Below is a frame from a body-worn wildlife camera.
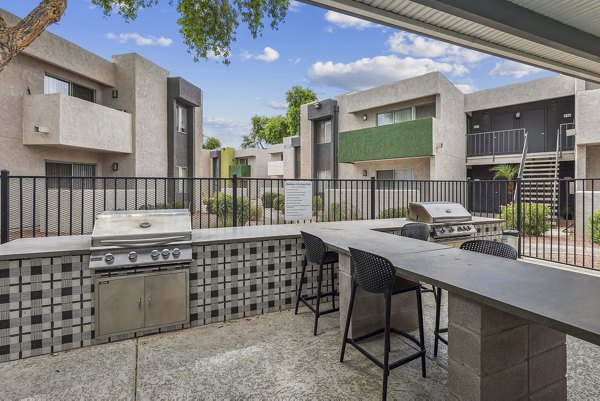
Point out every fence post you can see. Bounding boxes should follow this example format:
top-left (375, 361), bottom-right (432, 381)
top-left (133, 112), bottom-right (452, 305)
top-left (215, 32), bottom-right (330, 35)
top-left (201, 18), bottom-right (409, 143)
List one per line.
top-left (515, 177), bottom-right (522, 258)
top-left (1, 170), bottom-right (9, 244)
top-left (232, 174), bottom-right (238, 227)
top-left (370, 176), bottom-right (376, 220)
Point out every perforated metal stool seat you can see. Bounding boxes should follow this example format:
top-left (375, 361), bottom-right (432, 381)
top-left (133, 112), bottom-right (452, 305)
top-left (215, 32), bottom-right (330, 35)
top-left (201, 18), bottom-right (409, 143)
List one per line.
top-left (400, 223), bottom-right (435, 295)
top-left (341, 247), bottom-right (427, 401)
top-left (295, 231), bottom-right (340, 336)
top-left (433, 240), bottom-right (517, 356)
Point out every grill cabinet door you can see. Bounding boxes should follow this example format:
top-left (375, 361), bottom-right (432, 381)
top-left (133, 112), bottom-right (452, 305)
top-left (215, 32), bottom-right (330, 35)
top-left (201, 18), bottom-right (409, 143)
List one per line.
top-left (96, 276), bottom-right (145, 337)
top-left (144, 271), bottom-right (189, 328)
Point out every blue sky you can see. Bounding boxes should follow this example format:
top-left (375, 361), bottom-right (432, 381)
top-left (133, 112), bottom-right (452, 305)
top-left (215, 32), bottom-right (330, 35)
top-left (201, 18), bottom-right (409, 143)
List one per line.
top-left (4, 1), bottom-right (556, 147)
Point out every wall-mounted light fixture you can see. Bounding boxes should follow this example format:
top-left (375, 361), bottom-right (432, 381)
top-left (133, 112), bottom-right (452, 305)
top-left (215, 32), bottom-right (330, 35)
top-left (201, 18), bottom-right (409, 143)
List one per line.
top-left (34, 126), bottom-right (49, 134)
top-left (112, 89), bottom-right (119, 99)
top-left (362, 170), bottom-right (368, 176)
top-left (436, 142), bottom-right (444, 149)
top-left (362, 114), bottom-right (368, 121)
top-left (515, 112), bottom-right (521, 119)
top-left (112, 163), bottom-right (119, 171)
top-left (313, 102), bottom-right (321, 109)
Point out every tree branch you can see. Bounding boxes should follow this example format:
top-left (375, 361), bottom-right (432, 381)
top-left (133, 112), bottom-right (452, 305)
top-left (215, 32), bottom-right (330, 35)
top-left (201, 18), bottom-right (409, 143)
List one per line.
top-left (0, 0), bottom-right (67, 72)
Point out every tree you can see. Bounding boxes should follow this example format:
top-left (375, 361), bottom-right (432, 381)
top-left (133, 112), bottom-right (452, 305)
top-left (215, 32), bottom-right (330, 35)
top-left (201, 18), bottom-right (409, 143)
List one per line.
top-left (285, 85), bottom-right (317, 136)
top-left (490, 164), bottom-right (519, 200)
top-left (203, 136), bottom-right (221, 150)
top-left (241, 115), bottom-right (269, 149)
top-left (0, 0), bottom-right (289, 73)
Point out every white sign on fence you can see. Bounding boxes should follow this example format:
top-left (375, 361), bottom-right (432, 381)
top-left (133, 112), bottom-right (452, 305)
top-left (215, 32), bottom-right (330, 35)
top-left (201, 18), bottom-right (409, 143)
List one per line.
top-left (284, 181), bottom-right (313, 222)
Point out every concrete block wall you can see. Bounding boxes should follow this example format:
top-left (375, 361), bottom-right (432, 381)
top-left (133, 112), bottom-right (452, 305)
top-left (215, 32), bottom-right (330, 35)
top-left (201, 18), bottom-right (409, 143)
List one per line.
top-left (448, 293), bottom-right (566, 401)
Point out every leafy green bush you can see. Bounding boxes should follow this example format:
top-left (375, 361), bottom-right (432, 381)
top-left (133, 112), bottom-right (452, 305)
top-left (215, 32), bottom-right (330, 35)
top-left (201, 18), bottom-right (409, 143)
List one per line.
top-left (312, 196), bottom-right (323, 214)
top-left (326, 203), bottom-right (360, 222)
top-left (588, 211), bottom-right (600, 244)
top-left (378, 207), bottom-right (406, 219)
top-left (499, 202), bottom-right (551, 236)
top-left (206, 193), bottom-right (251, 227)
top-left (139, 201), bottom-right (187, 210)
top-left (250, 205), bottom-right (263, 221)
top-left (262, 192), bottom-right (285, 210)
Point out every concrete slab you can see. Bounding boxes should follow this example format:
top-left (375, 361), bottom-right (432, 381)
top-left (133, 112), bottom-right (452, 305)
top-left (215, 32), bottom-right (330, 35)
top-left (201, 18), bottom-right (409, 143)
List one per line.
top-left (0, 339), bottom-right (136, 400)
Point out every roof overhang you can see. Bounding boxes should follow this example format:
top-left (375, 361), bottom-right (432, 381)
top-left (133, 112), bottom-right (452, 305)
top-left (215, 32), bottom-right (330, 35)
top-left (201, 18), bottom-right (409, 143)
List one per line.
top-left (303, 0), bottom-right (600, 83)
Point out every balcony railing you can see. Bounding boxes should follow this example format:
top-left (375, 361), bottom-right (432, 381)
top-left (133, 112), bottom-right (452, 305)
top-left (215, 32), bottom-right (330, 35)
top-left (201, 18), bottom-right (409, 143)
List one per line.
top-left (558, 122), bottom-right (575, 153)
top-left (467, 128), bottom-right (526, 159)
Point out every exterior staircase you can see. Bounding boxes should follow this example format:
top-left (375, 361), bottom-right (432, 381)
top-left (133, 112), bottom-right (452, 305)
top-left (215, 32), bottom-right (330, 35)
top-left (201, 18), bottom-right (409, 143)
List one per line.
top-left (520, 152), bottom-right (559, 215)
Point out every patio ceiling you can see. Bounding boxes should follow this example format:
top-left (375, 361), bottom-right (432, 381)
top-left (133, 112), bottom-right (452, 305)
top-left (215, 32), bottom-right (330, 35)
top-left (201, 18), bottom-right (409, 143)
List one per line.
top-left (303, 0), bottom-right (600, 83)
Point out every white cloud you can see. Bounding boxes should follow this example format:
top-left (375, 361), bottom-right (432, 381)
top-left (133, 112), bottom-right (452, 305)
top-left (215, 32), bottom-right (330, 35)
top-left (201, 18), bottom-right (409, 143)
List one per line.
top-left (308, 55), bottom-right (468, 91)
top-left (387, 32), bottom-right (488, 64)
top-left (203, 117), bottom-right (250, 148)
top-left (288, 57), bottom-right (302, 64)
top-left (288, 0), bottom-right (302, 12)
top-left (455, 83), bottom-right (476, 93)
top-left (267, 100), bottom-right (288, 110)
top-left (489, 60), bottom-right (542, 78)
top-left (241, 47), bottom-right (280, 63)
top-left (105, 32), bottom-right (172, 47)
top-left (324, 11), bottom-right (375, 30)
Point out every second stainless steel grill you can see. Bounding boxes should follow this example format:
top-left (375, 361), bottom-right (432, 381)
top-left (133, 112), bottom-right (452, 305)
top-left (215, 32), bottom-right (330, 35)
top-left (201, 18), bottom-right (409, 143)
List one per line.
top-left (407, 202), bottom-right (476, 239)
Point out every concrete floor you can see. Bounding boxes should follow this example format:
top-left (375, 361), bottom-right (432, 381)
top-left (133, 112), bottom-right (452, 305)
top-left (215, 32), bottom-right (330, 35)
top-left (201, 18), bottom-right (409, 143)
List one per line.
top-left (1, 293), bottom-right (599, 400)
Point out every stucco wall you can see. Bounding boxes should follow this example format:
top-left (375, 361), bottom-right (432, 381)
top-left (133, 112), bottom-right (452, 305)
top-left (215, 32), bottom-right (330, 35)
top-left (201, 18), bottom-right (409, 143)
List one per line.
top-left (300, 104), bottom-right (312, 179)
top-left (575, 89), bottom-right (600, 146)
top-left (1, 10), bottom-right (115, 86)
top-left (464, 75), bottom-right (578, 112)
top-left (23, 94), bottom-right (132, 153)
top-left (337, 157), bottom-right (431, 180)
top-left (234, 148), bottom-right (269, 178)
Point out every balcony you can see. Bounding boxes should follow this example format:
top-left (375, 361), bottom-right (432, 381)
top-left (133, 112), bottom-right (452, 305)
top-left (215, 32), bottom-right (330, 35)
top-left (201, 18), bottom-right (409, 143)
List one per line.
top-left (268, 160), bottom-right (284, 176)
top-left (22, 94), bottom-right (132, 153)
top-left (338, 117), bottom-right (434, 163)
top-left (229, 164), bottom-right (251, 177)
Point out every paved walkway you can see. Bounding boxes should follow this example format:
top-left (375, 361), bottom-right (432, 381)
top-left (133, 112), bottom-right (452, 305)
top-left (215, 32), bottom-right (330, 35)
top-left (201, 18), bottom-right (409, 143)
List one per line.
top-left (1, 294), bottom-right (599, 400)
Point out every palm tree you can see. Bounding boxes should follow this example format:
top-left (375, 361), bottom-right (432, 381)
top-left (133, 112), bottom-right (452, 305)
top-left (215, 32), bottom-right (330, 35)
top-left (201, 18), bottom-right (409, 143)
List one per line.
top-left (490, 164), bottom-right (519, 200)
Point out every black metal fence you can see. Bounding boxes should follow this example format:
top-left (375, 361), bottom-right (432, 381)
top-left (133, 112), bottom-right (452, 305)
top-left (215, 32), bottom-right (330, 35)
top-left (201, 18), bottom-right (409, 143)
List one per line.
top-left (1, 170), bottom-right (599, 270)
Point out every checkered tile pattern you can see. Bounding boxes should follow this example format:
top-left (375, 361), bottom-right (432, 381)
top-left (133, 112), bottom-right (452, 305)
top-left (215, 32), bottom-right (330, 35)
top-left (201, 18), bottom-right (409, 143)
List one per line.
top-left (1, 237), bottom-right (335, 363)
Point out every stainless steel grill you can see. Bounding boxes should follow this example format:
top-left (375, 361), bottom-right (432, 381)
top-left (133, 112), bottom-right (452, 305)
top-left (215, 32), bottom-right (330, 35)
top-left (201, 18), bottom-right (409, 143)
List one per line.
top-left (407, 202), bottom-right (476, 239)
top-left (89, 209), bottom-right (192, 270)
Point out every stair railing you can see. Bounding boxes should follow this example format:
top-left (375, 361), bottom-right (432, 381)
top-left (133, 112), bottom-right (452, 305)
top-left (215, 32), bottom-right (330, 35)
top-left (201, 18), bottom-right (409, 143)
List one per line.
top-left (514, 131), bottom-right (528, 203)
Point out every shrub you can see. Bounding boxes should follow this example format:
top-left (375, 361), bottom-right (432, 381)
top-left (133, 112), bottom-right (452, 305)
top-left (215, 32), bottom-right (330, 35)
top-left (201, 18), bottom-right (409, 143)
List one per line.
top-left (312, 196), bottom-right (323, 214)
top-left (206, 193), bottom-right (251, 227)
top-left (326, 203), bottom-right (360, 222)
top-left (588, 211), bottom-right (600, 244)
top-left (378, 207), bottom-right (406, 219)
top-left (262, 192), bottom-right (285, 210)
top-left (499, 202), bottom-right (551, 236)
top-left (250, 205), bottom-right (263, 221)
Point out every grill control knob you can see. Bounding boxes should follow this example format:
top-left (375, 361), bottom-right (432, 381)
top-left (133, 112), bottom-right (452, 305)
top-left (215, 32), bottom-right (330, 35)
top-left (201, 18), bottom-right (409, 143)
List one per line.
top-left (172, 248), bottom-right (181, 258)
top-left (128, 251), bottom-right (138, 261)
top-left (439, 227), bottom-right (446, 233)
top-left (448, 227), bottom-right (455, 232)
top-left (104, 253), bottom-right (114, 264)
top-left (151, 250), bottom-right (160, 260)
top-left (161, 249), bottom-right (171, 258)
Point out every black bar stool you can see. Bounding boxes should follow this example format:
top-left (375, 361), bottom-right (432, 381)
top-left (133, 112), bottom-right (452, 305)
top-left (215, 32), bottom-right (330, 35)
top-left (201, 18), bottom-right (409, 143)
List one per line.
top-left (295, 231), bottom-right (340, 336)
top-left (433, 239), bottom-right (517, 356)
top-left (341, 247), bottom-right (426, 401)
top-left (400, 223), bottom-right (435, 295)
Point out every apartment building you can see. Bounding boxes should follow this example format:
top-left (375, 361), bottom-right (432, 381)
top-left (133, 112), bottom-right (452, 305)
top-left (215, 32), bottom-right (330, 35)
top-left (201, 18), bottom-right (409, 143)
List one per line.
top-left (0, 10), bottom-right (203, 179)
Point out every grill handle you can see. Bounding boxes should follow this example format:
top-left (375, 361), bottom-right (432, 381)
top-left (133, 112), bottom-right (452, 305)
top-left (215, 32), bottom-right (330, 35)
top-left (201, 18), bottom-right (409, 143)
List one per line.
top-left (97, 235), bottom-right (188, 247)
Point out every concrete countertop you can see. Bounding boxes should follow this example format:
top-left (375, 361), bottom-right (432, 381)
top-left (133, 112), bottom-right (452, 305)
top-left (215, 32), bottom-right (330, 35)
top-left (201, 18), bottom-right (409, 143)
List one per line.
top-left (304, 226), bottom-right (600, 347)
top-left (0, 216), bottom-right (503, 260)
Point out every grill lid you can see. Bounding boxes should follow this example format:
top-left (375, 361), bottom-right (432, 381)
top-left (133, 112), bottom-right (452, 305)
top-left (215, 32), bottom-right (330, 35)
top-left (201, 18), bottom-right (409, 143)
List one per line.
top-left (407, 202), bottom-right (471, 224)
top-left (91, 209), bottom-right (191, 247)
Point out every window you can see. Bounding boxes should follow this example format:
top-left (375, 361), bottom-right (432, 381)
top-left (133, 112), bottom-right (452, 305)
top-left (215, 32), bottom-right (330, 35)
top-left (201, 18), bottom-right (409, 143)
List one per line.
top-left (176, 104), bottom-right (188, 133)
top-left (44, 74), bottom-right (95, 103)
top-left (376, 107), bottom-right (412, 126)
top-left (316, 120), bottom-right (332, 144)
top-left (415, 103), bottom-right (436, 119)
top-left (176, 166), bottom-right (188, 192)
top-left (376, 169), bottom-right (413, 189)
top-left (46, 161), bottom-right (96, 189)
top-left (237, 158), bottom-right (248, 165)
